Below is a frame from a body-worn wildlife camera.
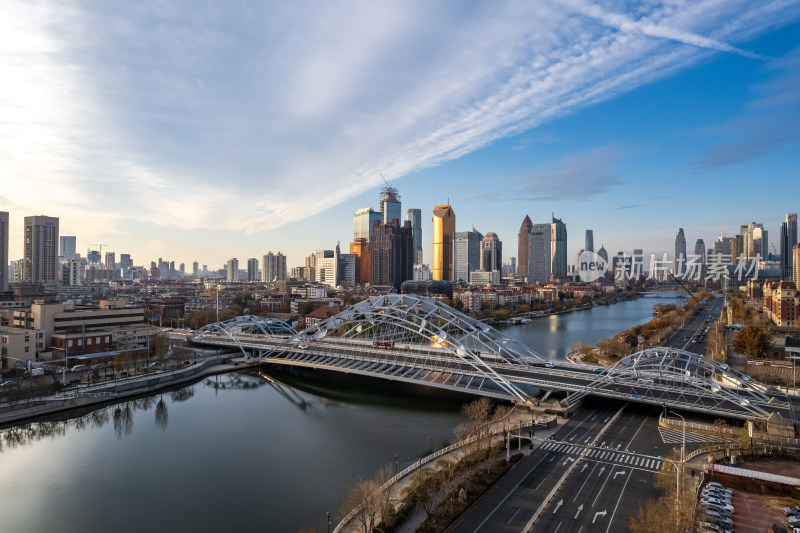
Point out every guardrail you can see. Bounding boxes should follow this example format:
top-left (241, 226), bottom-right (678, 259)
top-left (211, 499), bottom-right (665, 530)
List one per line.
top-left (0, 401), bottom-right (65, 422)
top-left (660, 414), bottom-right (800, 448)
top-left (332, 407), bottom-right (537, 533)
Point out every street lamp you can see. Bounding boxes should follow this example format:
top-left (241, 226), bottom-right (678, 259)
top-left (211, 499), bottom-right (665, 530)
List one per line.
top-left (394, 453), bottom-right (398, 475)
top-left (326, 511), bottom-right (330, 533)
top-left (669, 410), bottom-right (686, 498)
top-left (428, 436), bottom-right (432, 455)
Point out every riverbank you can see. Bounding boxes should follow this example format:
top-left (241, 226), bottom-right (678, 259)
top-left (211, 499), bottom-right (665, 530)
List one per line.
top-left (489, 293), bottom-right (642, 327)
top-left (0, 352), bottom-right (256, 426)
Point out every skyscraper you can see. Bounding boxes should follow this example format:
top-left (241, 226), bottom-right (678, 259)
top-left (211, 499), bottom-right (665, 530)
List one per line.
top-left (480, 232), bottom-right (502, 272)
top-left (585, 230), bottom-right (594, 253)
top-left (262, 251), bottom-right (287, 282)
top-left (0, 212), bottom-right (7, 291)
top-left (742, 222), bottom-right (768, 259)
top-left (528, 223), bottom-right (551, 283)
top-left (517, 215), bottom-right (533, 281)
top-left (247, 258), bottom-right (259, 282)
top-left (59, 236), bottom-right (76, 258)
top-left (105, 252), bottom-right (116, 271)
top-left (379, 186), bottom-right (401, 225)
top-left (597, 245), bottom-right (608, 263)
top-left (550, 216), bottom-right (567, 280)
top-left (432, 205), bottom-right (455, 281)
top-left (370, 220), bottom-right (414, 291)
top-left (353, 208), bottom-right (381, 242)
top-left (780, 213), bottom-right (797, 280)
top-left (453, 230), bottom-right (482, 283)
top-left (794, 244), bottom-right (800, 289)
top-left (675, 228), bottom-right (686, 275)
top-left (192, 261), bottom-right (199, 277)
top-left (24, 215), bottom-right (59, 283)
top-left (226, 258), bottom-right (239, 282)
top-left (694, 239), bottom-right (706, 263)
top-left (120, 254), bottom-right (132, 278)
top-left (407, 208), bottom-right (423, 265)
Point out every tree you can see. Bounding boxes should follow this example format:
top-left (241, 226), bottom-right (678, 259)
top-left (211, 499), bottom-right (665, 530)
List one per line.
top-left (732, 325), bottom-right (770, 359)
top-left (452, 298), bottom-right (464, 312)
top-left (404, 462), bottom-right (452, 517)
top-left (493, 309), bottom-right (510, 321)
top-left (153, 333), bottom-right (170, 362)
top-left (461, 397), bottom-right (493, 443)
top-left (338, 465), bottom-right (394, 533)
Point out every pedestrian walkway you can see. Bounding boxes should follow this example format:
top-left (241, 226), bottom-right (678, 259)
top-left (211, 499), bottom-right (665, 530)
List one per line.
top-left (335, 408), bottom-right (568, 533)
top-left (658, 426), bottom-right (732, 445)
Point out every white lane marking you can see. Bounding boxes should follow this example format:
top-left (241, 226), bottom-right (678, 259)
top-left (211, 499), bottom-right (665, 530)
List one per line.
top-left (593, 510), bottom-right (607, 523)
top-left (605, 470), bottom-right (632, 533)
top-left (552, 499), bottom-right (563, 514)
top-left (507, 508), bottom-right (521, 524)
top-left (592, 466), bottom-right (615, 508)
top-left (613, 470), bottom-right (625, 479)
top-left (574, 462), bottom-right (599, 502)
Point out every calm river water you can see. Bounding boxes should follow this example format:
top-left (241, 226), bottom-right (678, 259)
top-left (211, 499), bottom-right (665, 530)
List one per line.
top-left (0, 296), bottom-right (681, 533)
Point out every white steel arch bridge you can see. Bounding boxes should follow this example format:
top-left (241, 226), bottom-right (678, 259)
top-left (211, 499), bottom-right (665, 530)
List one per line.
top-left (190, 294), bottom-right (794, 421)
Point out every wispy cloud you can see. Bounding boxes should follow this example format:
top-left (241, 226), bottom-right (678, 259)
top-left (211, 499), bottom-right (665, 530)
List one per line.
top-left (0, 0), bottom-right (797, 244)
top-left (695, 46), bottom-right (800, 170)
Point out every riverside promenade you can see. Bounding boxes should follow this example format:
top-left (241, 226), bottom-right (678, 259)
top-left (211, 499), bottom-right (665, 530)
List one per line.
top-left (0, 351), bottom-right (254, 426)
top-left (335, 407), bottom-right (569, 533)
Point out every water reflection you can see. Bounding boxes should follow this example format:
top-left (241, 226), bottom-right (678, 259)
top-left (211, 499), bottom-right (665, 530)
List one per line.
top-left (0, 373), bottom-right (281, 453)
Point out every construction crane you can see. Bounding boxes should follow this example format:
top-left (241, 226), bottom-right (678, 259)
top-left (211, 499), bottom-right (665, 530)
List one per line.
top-left (90, 243), bottom-right (109, 259)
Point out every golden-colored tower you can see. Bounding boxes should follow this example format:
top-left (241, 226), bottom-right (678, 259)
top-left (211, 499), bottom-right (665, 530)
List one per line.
top-left (432, 205), bottom-right (455, 281)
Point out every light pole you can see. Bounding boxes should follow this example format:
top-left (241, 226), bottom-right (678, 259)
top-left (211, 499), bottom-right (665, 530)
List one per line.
top-left (394, 453), bottom-right (398, 475)
top-left (669, 410), bottom-right (686, 499)
top-left (326, 511), bottom-right (330, 533)
top-left (428, 436), bottom-right (432, 456)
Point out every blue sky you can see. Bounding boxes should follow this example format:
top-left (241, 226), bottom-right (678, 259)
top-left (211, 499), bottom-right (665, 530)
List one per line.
top-left (1, 1), bottom-right (798, 271)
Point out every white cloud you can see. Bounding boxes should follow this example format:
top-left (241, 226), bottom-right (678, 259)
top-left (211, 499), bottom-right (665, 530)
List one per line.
top-left (0, 0), bottom-right (798, 251)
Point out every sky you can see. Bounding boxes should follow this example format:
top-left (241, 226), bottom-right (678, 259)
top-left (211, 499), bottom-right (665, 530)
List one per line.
top-left (1, 0), bottom-right (799, 271)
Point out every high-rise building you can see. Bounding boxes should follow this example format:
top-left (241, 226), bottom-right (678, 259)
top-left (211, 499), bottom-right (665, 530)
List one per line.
top-left (794, 244), bottom-right (800, 289)
top-left (781, 213), bottom-right (798, 280)
top-left (59, 236), bottom-right (76, 258)
top-left (353, 208), bottom-right (381, 242)
top-left (315, 249), bottom-right (337, 287)
top-left (550, 217), bottom-right (567, 280)
top-left (432, 205), bottom-right (455, 281)
top-left (597, 244), bottom-right (608, 263)
top-left (23, 215), bottom-right (59, 283)
top-left (120, 254), bottom-right (132, 278)
top-left (179, 263), bottom-right (185, 277)
top-left (528, 223), bottom-right (551, 283)
top-left (407, 208), bottom-right (423, 264)
top-left (104, 252), bottom-right (116, 271)
top-left (350, 238), bottom-right (370, 284)
top-left (713, 234), bottom-right (731, 256)
top-left (261, 251), bottom-right (287, 282)
top-left (517, 215), bottom-right (533, 281)
top-left (61, 258), bottom-right (83, 286)
top-left (694, 239), bottom-right (706, 263)
top-left (379, 186), bottom-right (401, 225)
top-left (247, 258), bottom-right (259, 282)
top-left (370, 220), bottom-right (414, 290)
top-left (742, 222), bottom-right (768, 259)
top-left (675, 228), bottom-right (686, 275)
top-left (480, 232), bottom-right (502, 272)
top-left (585, 230), bottom-right (594, 253)
top-left (226, 258), bottom-right (239, 282)
top-left (192, 261), bottom-right (199, 277)
top-left (0, 211), bottom-right (7, 292)
top-left (730, 234), bottom-right (744, 264)
top-left (453, 230), bottom-right (482, 283)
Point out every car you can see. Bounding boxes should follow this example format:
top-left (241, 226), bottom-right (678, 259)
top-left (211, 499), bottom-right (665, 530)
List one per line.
top-left (0, 380), bottom-right (17, 388)
top-left (784, 505), bottom-right (800, 516)
top-left (704, 510), bottom-right (733, 526)
top-left (542, 361), bottom-right (555, 368)
top-left (789, 515), bottom-right (800, 526)
top-left (772, 524), bottom-right (789, 533)
top-left (70, 364), bottom-right (87, 372)
top-left (704, 502), bottom-right (734, 514)
top-left (593, 367), bottom-right (606, 374)
top-left (702, 486), bottom-right (732, 496)
top-left (637, 377), bottom-right (654, 383)
top-left (706, 482), bottom-right (728, 490)
top-left (702, 489), bottom-right (732, 501)
top-left (702, 496), bottom-right (732, 507)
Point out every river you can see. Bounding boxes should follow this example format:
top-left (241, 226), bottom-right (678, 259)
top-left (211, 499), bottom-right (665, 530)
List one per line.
top-left (0, 296), bottom-right (682, 533)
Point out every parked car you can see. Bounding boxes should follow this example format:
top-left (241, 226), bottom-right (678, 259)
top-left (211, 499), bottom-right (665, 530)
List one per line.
top-left (706, 482), bottom-right (729, 490)
top-left (784, 505), bottom-right (800, 516)
top-left (0, 380), bottom-right (16, 388)
top-left (702, 488), bottom-right (732, 499)
top-left (705, 509), bottom-right (733, 526)
top-left (789, 515), bottom-right (800, 527)
top-left (772, 524), bottom-right (789, 533)
top-left (704, 502), bottom-right (734, 515)
top-left (702, 496), bottom-right (733, 509)
top-left (70, 364), bottom-right (87, 372)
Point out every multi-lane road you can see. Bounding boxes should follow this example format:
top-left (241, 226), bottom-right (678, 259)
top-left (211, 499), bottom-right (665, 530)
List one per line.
top-left (448, 400), bottom-right (675, 533)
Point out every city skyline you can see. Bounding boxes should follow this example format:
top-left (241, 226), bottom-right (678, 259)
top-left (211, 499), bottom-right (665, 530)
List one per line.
top-left (1, 2), bottom-right (798, 271)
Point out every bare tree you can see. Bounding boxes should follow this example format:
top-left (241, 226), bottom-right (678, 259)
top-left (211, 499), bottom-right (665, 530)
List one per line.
top-left (461, 397), bottom-right (493, 440)
top-left (338, 465), bottom-right (395, 533)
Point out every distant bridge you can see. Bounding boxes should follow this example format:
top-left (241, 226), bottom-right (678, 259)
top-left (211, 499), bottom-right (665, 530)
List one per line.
top-left (190, 294), bottom-right (792, 421)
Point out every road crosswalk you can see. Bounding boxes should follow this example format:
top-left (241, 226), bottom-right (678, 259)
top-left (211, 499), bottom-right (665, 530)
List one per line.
top-left (539, 441), bottom-right (663, 471)
top-left (657, 426), bottom-right (731, 445)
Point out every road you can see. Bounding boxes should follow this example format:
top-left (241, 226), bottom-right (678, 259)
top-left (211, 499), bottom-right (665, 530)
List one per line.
top-left (448, 399), bottom-right (625, 533)
top-left (449, 402), bottom-right (678, 533)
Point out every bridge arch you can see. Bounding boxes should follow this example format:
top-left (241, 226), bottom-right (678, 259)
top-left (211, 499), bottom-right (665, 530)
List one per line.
top-left (191, 315), bottom-right (296, 356)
